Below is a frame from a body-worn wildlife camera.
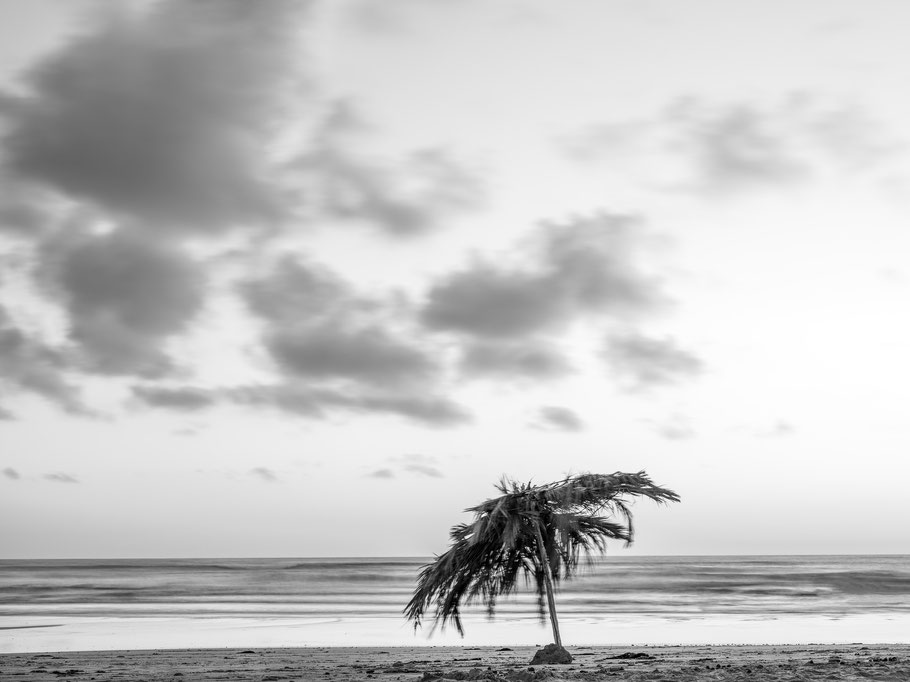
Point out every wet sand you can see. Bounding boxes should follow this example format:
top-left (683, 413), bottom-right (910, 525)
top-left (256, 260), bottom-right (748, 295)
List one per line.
top-left (2, 643), bottom-right (909, 681)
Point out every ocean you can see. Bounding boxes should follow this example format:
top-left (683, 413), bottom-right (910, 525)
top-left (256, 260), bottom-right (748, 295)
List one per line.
top-left (2, 555), bottom-right (909, 653)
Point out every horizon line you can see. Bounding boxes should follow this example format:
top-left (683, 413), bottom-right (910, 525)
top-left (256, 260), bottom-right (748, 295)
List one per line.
top-left (2, 552), bottom-right (909, 562)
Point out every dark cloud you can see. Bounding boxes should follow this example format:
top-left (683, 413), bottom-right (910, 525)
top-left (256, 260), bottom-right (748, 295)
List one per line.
top-left (533, 406), bottom-right (584, 432)
top-left (240, 257), bottom-right (459, 422)
top-left (0, 201), bottom-right (46, 236)
top-left (244, 258), bottom-right (439, 387)
top-left (129, 379), bottom-right (471, 427)
top-left (131, 386), bottom-right (217, 411)
top-left (422, 265), bottom-right (561, 337)
top-left (44, 472), bottom-right (78, 483)
top-left (0, 0), bottom-right (306, 233)
top-left (368, 468), bottom-right (395, 479)
top-left (344, 392), bottom-right (469, 426)
top-left (135, 382), bottom-right (468, 426)
top-left (603, 331), bottom-right (703, 391)
top-left (295, 103), bottom-right (485, 236)
top-left (265, 323), bottom-right (437, 387)
top-left (231, 384), bottom-right (469, 426)
top-left (0, 173), bottom-right (52, 236)
top-left (250, 467), bottom-right (277, 482)
top-left (2, 467), bottom-right (20, 480)
top-left (0, 305), bottom-right (87, 414)
top-left (241, 256), bottom-right (375, 323)
top-left (422, 213), bottom-right (666, 338)
top-left (459, 340), bottom-right (572, 381)
top-left (39, 228), bottom-right (205, 377)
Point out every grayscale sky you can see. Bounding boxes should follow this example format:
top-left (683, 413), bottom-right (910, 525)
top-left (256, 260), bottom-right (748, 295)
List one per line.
top-left (2, 0), bottom-right (909, 558)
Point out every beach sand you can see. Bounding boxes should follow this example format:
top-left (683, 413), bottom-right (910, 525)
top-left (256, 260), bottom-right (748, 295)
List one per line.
top-left (2, 643), bottom-right (909, 681)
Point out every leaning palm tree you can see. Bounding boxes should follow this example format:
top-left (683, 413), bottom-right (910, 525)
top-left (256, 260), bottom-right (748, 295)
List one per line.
top-left (404, 471), bottom-right (679, 653)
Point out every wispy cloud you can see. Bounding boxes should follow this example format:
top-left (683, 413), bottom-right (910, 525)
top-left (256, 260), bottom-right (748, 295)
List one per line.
top-left (651, 414), bottom-right (696, 441)
top-left (532, 406), bottom-right (584, 432)
top-left (371, 454), bottom-right (445, 480)
top-left (561, 95), bottom-right (905, 196)
top-left (757, 420), bottom-right (796, 438)
top-left (2, 467), bottom-right (20, 480)
top-left (132, 386), bottom-right (217, 411)
top-left (603, 331), bottom-right (703, 392)
top-left (250, 467), bottom-right (277, 482)
top-left (294, 102), bottom-right (485, 237)
top-left (44, 472), bottom-right (78, 483)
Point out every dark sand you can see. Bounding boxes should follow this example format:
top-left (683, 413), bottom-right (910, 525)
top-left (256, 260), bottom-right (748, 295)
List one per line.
top-left (2, 644), bottom-right (909, 681)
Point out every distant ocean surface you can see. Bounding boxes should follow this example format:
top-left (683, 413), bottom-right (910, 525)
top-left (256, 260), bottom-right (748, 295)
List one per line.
top-left (2, 555), bottom-right (910, 653)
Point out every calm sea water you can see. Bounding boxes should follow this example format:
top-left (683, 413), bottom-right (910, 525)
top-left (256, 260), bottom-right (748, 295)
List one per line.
top-left (2, 555), bottom-right (909, 652)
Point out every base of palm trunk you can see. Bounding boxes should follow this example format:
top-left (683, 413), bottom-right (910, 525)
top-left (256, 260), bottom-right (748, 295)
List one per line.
top-left (530, 643), bottom-right (573, 664)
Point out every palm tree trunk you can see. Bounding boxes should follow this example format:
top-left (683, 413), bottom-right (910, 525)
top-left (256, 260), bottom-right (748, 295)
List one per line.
top-left (533, 522), bottom-right (562, 647)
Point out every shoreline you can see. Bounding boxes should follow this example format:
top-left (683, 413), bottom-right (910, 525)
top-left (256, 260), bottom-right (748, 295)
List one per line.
top-left (2, 643), bottom-right (909, 681)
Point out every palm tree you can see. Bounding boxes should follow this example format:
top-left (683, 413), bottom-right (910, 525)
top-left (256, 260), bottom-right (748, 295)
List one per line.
top-left (404, 471), bottom-right (679, 651)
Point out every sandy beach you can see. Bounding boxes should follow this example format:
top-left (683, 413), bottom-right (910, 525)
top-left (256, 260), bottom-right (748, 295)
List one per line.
top-left (2, 644), bottom-right (909, 681)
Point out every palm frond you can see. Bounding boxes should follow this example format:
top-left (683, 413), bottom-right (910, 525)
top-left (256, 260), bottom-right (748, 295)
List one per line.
top-left (404, 470), bottom-right (679, 634)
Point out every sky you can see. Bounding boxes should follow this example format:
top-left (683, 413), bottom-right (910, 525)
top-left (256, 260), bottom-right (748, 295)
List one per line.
top-left (2, 0), bottom-right (910, 559)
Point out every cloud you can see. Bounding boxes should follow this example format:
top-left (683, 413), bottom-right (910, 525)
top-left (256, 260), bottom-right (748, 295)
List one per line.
top-left (131, 386), bottom-right (217, 411)
top-left (560, 119), bottom-right (654, 165)
top-left (0, 172), bottom-right (53, 236)
top-left (44, 472), bottom-right (78, 483)
top-left (236, 256), bottom-right (466, 425)
top-left (668, 99), bottom-right (812, 193)
top-left (603, 331), bottom-right (703, 391)
top-left (371, 454), bottom-right (445, 479)
top-left (0, 305), bottom-right (87, 414)
top-left (459, 340), bottom-right (573, 381)
top-left (423, 265), bottom-right (562, 338)
top-left (244, 257), bottom-right (436, 387)
top-left (532, 406), bottom-right (584, 432)
top-left (250, 467), bottom-right (277, 482)
top-left (38, 228), bottom-right (205, 377)
top-left (757, 420), bottom-right (796, 438)
top-left (402, 462), bottom-right (444, 478)
top-left (421, 213), bottom-right (666, 338)
top-left (295, 103), bottom-right (485, 236)
top-left (2, 467), bottom-right (20, 480)
top-left (651, 414), bottom-right (696, 440)
top-left (265, 323), bottom-right (437, 387)
top-left (126, 380), bottom-right (471, 426)
top-left (344, 0), bottom-right (465, 35)
top-left (241, 256), bottom-right (375, 323)
top-left (230, 384), bottom-right (470, 427)
top-left (0, 0), bottom-right (307, 233)
top-left (563, 96), bottom-right (905, 196)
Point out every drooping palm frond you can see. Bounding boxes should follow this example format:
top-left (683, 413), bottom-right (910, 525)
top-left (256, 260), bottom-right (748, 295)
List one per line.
top-left (404, 471), bottom-right (679, 635)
